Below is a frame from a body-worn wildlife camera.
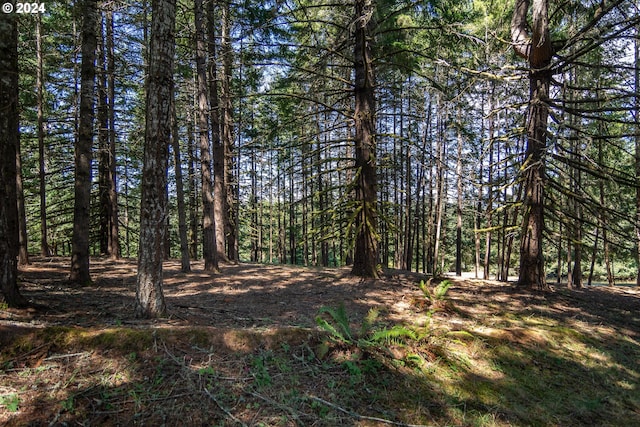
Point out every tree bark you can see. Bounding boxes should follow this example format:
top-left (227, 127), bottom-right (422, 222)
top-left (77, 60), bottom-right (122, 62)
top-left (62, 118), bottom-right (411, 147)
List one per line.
top-left (135, 0), bottom-right (176, 318)
top-left (433, 95), bottom-right (446, 276)
top-left (484, 85), bottom-right (495, 280)
top-left (36, 15), bottom-right (51, 257)
top-left (220, 1), bottom-right (238, 262)
top-left (207, 0), bottom-right (228, 262)
top-left (568, 65), bottom-right (582, 289)
top-left (70, 0), bottom-right (98, 285)
top-left (171, 98), bottom-right (191, 272)
top-left (186, 107), bottom-right (199, 260)
top-left (635, 12), bottom-right (640, 288)
top-left (250, 146), bottom-right (259, 263)
top-left (98, 14), bottom-right (110, 255)
top-left (106, 8), bottom-right (119, 259)
top-left (195, 0), bottom-right (219, 272)
top-left (0, 5), bottom-right (27, 307)
top-left (16, 135), bottom-right (28, 265)
top-left (512, 0), bottom-right (552, 290)
top-left (455, 109), bottom-right (463, 276)
top-left (351, 0), bottom-right (379, 278)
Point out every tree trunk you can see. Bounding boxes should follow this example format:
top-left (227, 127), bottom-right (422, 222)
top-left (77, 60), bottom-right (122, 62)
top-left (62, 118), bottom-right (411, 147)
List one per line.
top-left (568, 64), bottom-right (582, 289)
top-left (250, 147), bottom-right (259, 263)
top-left (512, 0), bottom-right (551, 290)
top-left (635, 13), bottom-right (640, 288)
top-left (570, 177), bottom-right (582, 289)
top-left (195, 0), bottom-right (219, 272)
top-left (70, 0), bottom-right (98, 285)
top-left (187, 107), bottom-right (199, 259)
top-left (351, 0), bottom-right (379, 278)
top-left (220, 1), bottom-right (238, 262)
top-left (484, 86), bottom-right (495, 280)
top-left (36, 15), bottom-right (51, 257)
top-left (587, 227), bottom-right (598, 287)
top-left (208, 0), bottom-right (228, 262)
top-left (0, 6), bottom-right (27, 307)
top-left (171, 97), bottom-right (191, 272)
top-left (135, 0), bottom-right (176, 318)
top-left (106, 8), bottom-right (119, 259)
top-left (16, 136), bottom-right (28, 265)
top-left (98, 15), bottom-right (110, 255)
top-left (289, 156), bottom-right (295, 264)
top-left (455, 109), bottom-right (463, 276)
top-left (433, 96), bottom-right (446, 276)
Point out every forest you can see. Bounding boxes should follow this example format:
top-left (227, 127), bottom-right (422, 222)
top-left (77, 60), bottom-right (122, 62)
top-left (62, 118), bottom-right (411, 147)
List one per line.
top-left (0, 0), bottom-right (640, 425)
top-left (0, 0), bottom-right (639, 308)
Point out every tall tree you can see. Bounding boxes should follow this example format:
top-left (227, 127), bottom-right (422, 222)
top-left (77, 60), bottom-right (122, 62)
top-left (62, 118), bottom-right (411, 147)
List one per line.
top-left (207, 0), bottom-right (227, 262)
top-left (351, 0), bottom-right (379, 278)
top-left (195, 0), bottom-right (219, 272)
top-left (16, 133), bottom-right (28, 265)
top-left (97, 13), bottom-right (110, 255)
top-left (36, 15), bottom-right (51, 257)
top-left (105, 7), bottom-right (119, 259)
top-left (187, 107), bottom-right (200, 260)
top-left (635, 7), bottom-right (640, 288)
top-left (0, 4), bottom-right (27, 307)
top-left (455, 109), bottom-right (463, 277)
top-left (135, 0), bottom-right (176, 318)
top-left (511, 0), bottom-right (552, 290)
top-left (171, 99), bottom-right (191, 272)
top-left (70, 0), bottom-right (98, 285)
top-left (220, 0), bottom-right (238, 262)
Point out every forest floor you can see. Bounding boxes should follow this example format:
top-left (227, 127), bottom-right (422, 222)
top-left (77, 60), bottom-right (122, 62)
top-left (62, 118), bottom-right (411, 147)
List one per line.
top-left (1, 257), bottom-right (639, 426)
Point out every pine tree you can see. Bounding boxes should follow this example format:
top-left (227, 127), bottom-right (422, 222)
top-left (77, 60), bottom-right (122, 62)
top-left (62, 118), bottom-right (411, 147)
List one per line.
top-left (70, 0), bottom-right (98, 285)
top-left (135, 0), bottom-right (176, 318)
top-left (351, 0), bottom-right (380, 278)
top-left (0, 4), bottom-right (27, 307)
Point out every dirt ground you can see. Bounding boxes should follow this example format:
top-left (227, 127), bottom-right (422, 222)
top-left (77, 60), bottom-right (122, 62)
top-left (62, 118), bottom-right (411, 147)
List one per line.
top-left (2, 256), bottom-right (638, 335)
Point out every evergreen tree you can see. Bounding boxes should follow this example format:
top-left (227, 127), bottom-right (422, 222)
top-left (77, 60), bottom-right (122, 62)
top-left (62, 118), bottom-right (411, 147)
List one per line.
top-left (70, 0), bottom-right (98, 285)
top-left (0, 3), bottom-right (27, 307)
top-left (135, 0), bottom-right (176, 318)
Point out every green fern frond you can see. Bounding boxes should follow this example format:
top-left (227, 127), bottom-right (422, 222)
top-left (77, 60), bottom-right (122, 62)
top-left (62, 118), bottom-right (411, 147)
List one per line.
top-left (418, 279), bottom-right (452, 302)
top-left (369, 325), bottom-right (418, 344)
top-left (418, 280), bottom-right (432, 301)
top-left (316, 304), bottom-right (353, 343)
top-left (315, 316), bottom-right (347, 343)
top-left (360, 307), bottom-right (380, 336)
top-left (434, 280), bottom-right (452, 299)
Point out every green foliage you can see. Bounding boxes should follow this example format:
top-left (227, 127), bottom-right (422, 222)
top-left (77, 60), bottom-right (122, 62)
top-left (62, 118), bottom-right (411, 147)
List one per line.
top-left (61, 394), bottom-right (75, 412)
top-left (316, 304), bottom-right (423, 354)
top-left (369, 324), bottom-right (418, 345)
top-left (315, 304), bottom-right (354, 344)
top-left (419, 279), bottom-right (452, 301)
top-left (250, 352), bottom-right (273, 388)
top-left (418, 279), bottom-right (452, 318)
top-left (0, 393), bottom-right (20, 412)
top-left (197, 366), bottom-right (216, 376)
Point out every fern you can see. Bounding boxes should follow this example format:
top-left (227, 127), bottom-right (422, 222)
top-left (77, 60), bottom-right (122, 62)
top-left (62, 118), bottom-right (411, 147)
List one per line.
top-left (369, 325), bottom-right (418, 345)
top-left (433, 280), bottom-right (452, 300)
top-left (418, 279), bottom-right (451, 302)
top-left (360, 307), bottom-right (380, 336)
top-left (315, 304), bottom-right (354, 344)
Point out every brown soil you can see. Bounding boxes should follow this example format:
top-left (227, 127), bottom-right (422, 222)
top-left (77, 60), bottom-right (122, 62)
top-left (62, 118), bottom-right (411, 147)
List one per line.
top-left (3, 257), bottom-right (637, 334)
top-left (2, 257), bottom-right (431, 330)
